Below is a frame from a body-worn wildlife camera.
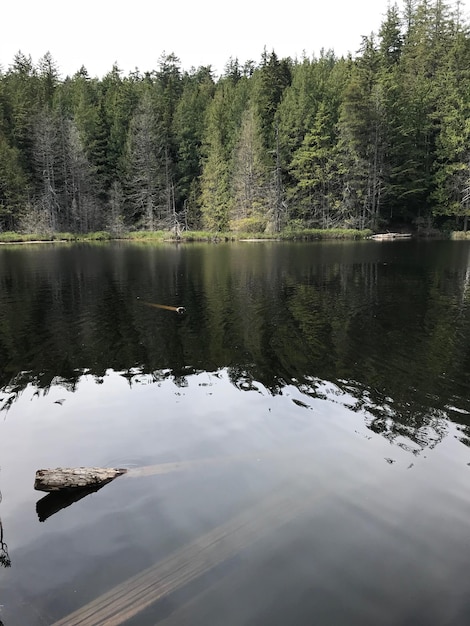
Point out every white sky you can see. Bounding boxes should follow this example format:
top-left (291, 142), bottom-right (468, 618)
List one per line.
top-left (2, 0), bottom-right (394, 78)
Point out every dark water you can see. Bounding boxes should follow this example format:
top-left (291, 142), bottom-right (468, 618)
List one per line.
top-left (0, 240), bottom-right (470, 625)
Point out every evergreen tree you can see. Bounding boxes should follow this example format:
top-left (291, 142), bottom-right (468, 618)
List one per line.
top-left (0, 132), bottom-right (28, 230)
top-left (174, 66), bottom-right (215, 227)
top-left (277, 51), bottom-right (340, 159)
top-left (38, 52), bottom-right (59, 108)
top-left (200, 76), bottom-right (250, 231)
top-left (383, 0), bottom-right (452, 223)
top-left (199, 86), bottom-right (232, 231)
top-left (254, 50), bottom-right (292, 149)
top-left (100, 65), bottom-right (138, 191)
top-left (231, 105), bottom-right (269, 229)
top-left (432, 7), bottom-right (470, 229)
top-left (337, 36), bottom-right (386, 229)
top-left (379, 3), bottom-right (403, 66)
top-left (3, 52), bottom-right (40, 178)
top-left (289, 101), bottom-right (340, 226)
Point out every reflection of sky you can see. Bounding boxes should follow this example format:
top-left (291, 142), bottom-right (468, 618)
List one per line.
top-left (1, 368), bottom-right (470, 623)
top-left (1, 368), bottom-right (469, 528)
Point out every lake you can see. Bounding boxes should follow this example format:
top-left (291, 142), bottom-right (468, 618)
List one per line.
top-left (0, 239), bottom-right (470, 625)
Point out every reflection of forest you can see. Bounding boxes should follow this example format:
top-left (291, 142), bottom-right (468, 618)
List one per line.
top-left (1, 242), bottom-right (470, 452)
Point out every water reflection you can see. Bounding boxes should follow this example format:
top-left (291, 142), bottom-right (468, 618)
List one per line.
top-left (0, 488), bottom-right (11, 569)
top-left (1, 241), bottom-right (470, 454)
top-left (36, 484), bottom-right (110, 523)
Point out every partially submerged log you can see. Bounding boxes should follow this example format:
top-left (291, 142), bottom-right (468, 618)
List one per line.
top-left (34, 467), bottom-right (127, 493)
top-left (51, 481), bottom-right (322, 626)
top-left (33, 454), bottom-right (279, 521)
top-left (36, 451), bottom-right (295, 492)
top-left (34, 451), bottom-right (301, 523)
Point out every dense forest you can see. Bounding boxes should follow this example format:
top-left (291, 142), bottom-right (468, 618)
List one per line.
top-left (1, 0), bottom-right (470, 235)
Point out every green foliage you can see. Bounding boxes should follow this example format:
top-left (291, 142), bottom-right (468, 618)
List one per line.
top-left (280, 226), bottom-right (372, 240)
top-left (0, 132), bottom-right (28, 229)
top-left (0, 2), bottom-right (469, 234)
top-left (0, 231), bottom-right (70, 242)
top-left (126, 230), bottom-right (168, 241)
top-left (199, 81), bottom-right (240, 230)
top-left (81, 230), bottom-right (113, 241)
top-left (289, 101), bottom-right (341, 225)
top-left (230, 217), bottom-right (268, 233)
top-left (174, 66), bottom-right (215, 218)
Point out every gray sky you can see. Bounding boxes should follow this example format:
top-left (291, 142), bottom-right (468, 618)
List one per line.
top-left (3, 0), bottom-right (395, 77)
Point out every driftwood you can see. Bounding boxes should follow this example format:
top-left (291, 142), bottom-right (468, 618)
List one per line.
top-left (370, 232), bottom-right (412, 240)
top-left (34, 467), bottom-right (127, 493)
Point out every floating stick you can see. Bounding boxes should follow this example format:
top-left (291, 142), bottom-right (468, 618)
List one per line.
top-left (141, 301), bottom-right (186, 315)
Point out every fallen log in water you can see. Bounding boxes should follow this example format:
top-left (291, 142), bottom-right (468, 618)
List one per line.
top-left (369, 232), bottom-right (412, 240)
top-left (36, 449), bottom-right (293, 489)
top-left (34, 467), bottom-right (127, 492)
top-left (51, 480), bottom-right (320, 626)
top-left (34, 454), bottom-right (282, 521)
top-left (125, 454), bottom-right (269, 478)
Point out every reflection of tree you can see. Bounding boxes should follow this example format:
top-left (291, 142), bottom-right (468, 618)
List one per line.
top-left (351, 390), bottom-right (448, 454)
top-left (297, 375), bottom-right (450, 455)
top-left (0, 517), bottom-right (11, 568)
top-left (0, 487), bottom-right (11, 568)
top-left (0, 372), bottom-right (80, 413)
top-left (2, 242), bottom-right (470, 455)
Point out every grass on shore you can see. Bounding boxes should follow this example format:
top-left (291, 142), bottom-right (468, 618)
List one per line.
top-left (0, 228), bottom-right (373, 244)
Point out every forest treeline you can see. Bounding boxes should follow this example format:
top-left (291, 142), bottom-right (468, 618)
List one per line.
top-left (1, 0), bottom-right (470, 235)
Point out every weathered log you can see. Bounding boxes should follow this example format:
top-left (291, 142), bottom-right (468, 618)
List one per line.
top-left (51, 480), bottom-right (322, 626)
top-left (34, 467), bottom-right (127, 492)
top-left (33, 453), bottom-right (283, 521)
top-left (369, 232), bottom-right (412, 240)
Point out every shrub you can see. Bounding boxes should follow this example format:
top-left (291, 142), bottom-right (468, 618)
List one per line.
top-left (230, 217), bottom-right (268, 233)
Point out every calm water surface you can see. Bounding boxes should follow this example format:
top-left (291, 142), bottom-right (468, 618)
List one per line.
top-left (0, 240), bottom-right (470, 625)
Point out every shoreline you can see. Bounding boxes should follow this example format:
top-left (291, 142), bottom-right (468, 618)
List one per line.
top-left (0, 229), bottom-right (372, 245)
top-left (1, 228), bottom-right (465, 246)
